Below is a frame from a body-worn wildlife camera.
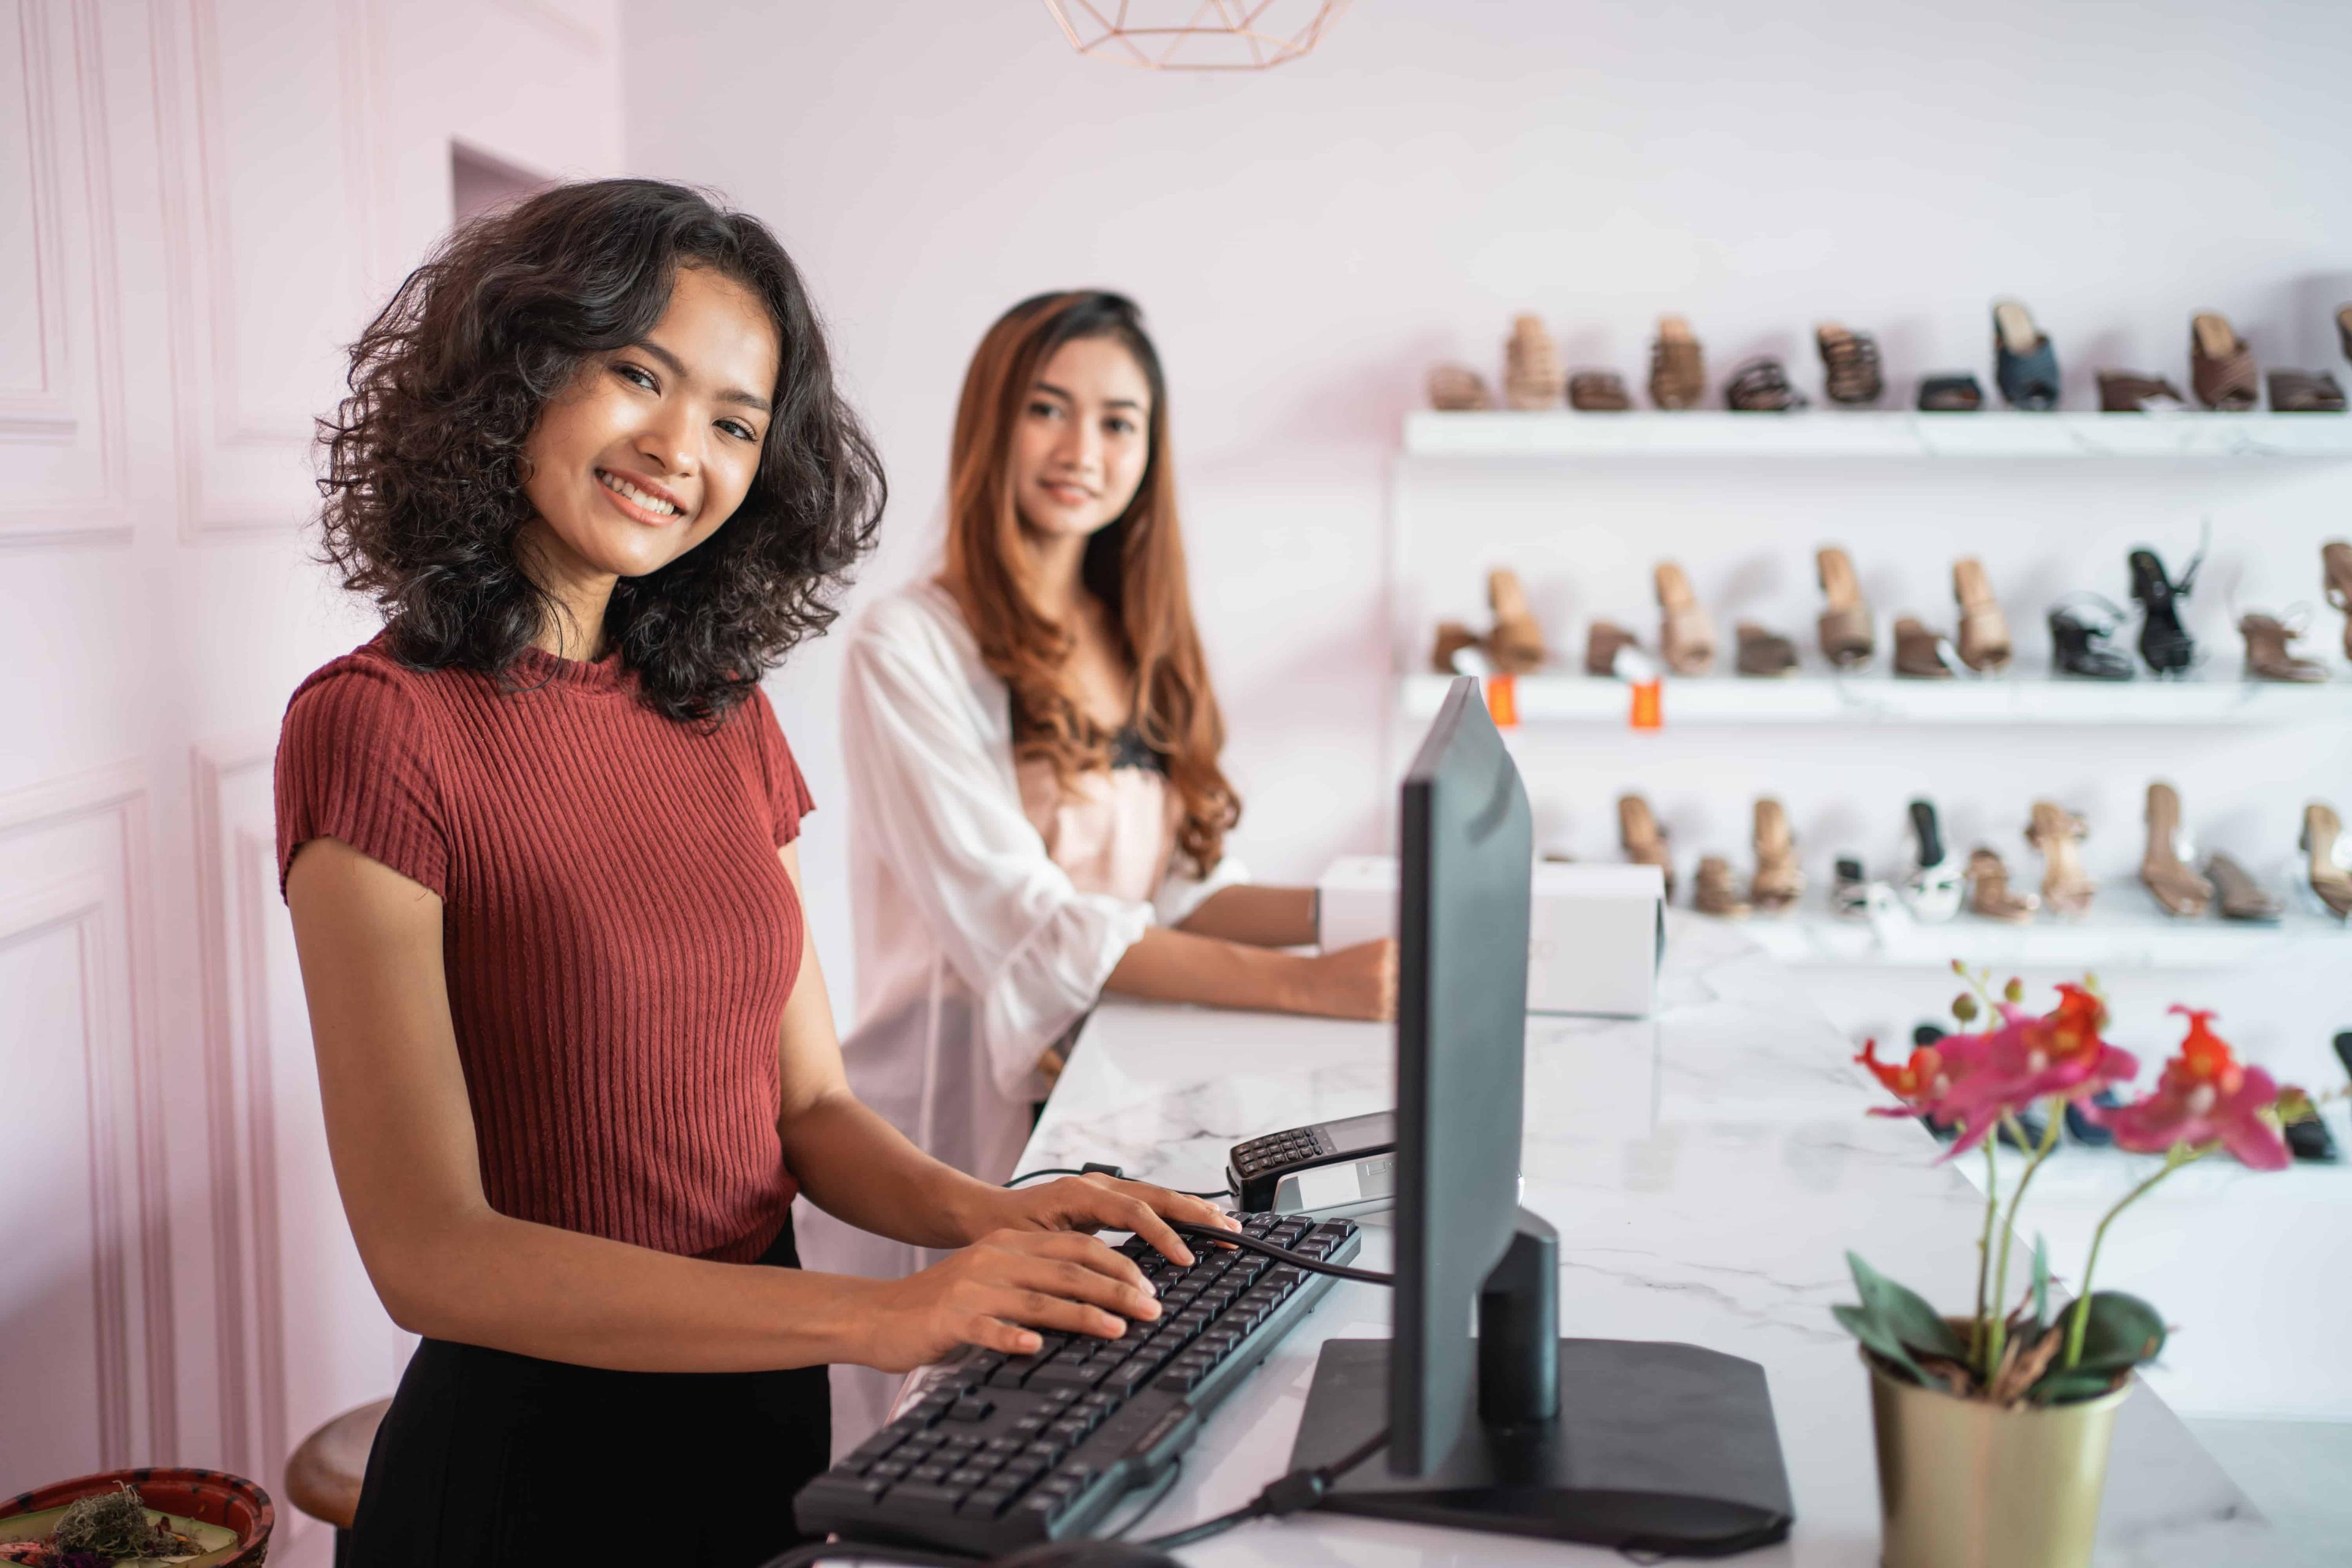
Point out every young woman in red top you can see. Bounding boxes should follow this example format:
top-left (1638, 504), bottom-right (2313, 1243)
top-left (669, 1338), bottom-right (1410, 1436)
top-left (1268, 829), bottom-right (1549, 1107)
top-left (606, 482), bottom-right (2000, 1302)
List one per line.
top-left (281, 179), bottom-right (1231, 1567)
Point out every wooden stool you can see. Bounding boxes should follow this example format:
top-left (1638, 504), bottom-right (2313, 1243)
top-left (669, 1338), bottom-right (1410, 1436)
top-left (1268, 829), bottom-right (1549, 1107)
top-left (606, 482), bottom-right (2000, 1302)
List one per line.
top-left (285, 1398), bottom-right (390, 1566)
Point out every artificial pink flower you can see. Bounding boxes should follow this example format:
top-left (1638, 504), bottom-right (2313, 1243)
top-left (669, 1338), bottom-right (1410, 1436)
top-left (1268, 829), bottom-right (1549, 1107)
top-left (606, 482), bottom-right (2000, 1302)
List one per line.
top-left (1858, 984), bottom-right (2138, 1158)
top-left (1856, 1035), bottom-right (1980, 1125)
top-left (2085, 1008), bottom-right (2291, 1170)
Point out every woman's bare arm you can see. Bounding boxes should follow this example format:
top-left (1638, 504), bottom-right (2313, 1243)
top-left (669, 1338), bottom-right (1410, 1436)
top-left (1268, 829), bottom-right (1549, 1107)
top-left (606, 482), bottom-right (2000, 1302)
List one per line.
top-left (1175, 884), bottom-right (1316, 947)
top-left (1106, 924), bottom-right (1394, 1021)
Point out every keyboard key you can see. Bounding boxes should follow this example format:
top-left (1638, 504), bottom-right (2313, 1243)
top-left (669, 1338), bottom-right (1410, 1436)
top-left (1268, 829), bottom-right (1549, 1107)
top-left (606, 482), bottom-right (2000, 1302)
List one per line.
top-left (909, 1463), bottom-right (950, 1484)
top-left (945, 1466), bottom-right (992, 1488)
top-left (846, 1431), bottom-right (902, 1466)
top-left (1027, 1360), bottom-right (1103, 1390)
top-left (960, 1487), bottom-right (1018, 1518)
top-left (889, 1481), bottom-right (968, 1515)
top-left (795, 1473), bottom-right (889, 1512)
top-left (948, 1395), bottom-right (994, 1422)
top-left (869, 1460), bottom-right (910, 1481)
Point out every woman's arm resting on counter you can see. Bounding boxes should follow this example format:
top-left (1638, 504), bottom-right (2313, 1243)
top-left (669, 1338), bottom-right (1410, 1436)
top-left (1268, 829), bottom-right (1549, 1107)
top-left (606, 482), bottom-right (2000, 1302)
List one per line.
top-left (1175, 883), bottom-right (1316, 948)
top-left (286, 835), bottom-right (1215, 1376)
top-left (1107, 922), bottom-right (1395, 1021)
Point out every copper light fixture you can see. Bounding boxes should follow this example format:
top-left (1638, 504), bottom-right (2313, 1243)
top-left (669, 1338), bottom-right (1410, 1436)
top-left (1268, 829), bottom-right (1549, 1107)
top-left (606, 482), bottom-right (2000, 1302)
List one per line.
top-left (1041, 1), bottom-right (1351, 72)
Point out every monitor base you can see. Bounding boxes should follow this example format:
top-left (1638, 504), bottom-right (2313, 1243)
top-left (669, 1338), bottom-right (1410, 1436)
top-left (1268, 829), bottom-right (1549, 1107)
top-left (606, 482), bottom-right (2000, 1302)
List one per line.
top-left (1289, 1337), bottom-right (1795, 1558)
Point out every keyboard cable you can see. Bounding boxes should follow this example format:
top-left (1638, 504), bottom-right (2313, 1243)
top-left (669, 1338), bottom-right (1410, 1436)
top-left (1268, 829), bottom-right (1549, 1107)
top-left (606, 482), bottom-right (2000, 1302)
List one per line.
top-left (1003, 1162), bottom-right (1231, 1202)
top-left (1136, 1422), bottom-right (1392, 1552)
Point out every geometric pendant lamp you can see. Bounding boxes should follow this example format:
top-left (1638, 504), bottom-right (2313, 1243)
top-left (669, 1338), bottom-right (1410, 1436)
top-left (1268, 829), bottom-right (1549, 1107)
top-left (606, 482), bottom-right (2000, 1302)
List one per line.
top-left (1040, 0), bottom-right (1352, 71)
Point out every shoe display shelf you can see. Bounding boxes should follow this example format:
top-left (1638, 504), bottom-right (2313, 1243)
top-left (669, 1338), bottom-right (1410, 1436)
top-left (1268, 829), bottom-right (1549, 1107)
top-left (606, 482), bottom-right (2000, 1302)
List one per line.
top-left (1398, 671), bottom-right (2352, 726)
top-left (1405, 410), bottom-right (2352, 461)
top-left (1724, 899), bottom-right (2351, 971)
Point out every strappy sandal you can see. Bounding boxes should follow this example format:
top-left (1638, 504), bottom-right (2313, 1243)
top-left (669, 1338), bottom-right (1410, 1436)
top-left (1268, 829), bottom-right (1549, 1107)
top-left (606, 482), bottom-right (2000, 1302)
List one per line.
top-left (2190, 311), bottom-right (2258, 411)
top-left (1992, 300), bottom-right (2059, 409)
top-left (2238, 612), bottom-right (2328, 682)
top-left (1815, 546), bottom-right (1874, 667)
top-left (1917, 373), bottom-right (1984, 412)
top-left (1487, 568), bottom-right (1546, 671)
top-left (1649, 315), bottom-right (1705, 410)
top-left (2204, 853), bottom-right (2282, 924)
top-left (1893, 616), bottom-right (1960, 679)
top-left (2267, 369), bottom-right (2346, 413)
top-left (1749, 798), bottom-right (1803, 912)
top-left (1951, 557), bottom-right (2011, 673)
top-left (2097, 371), bottom-right (2189, 413)
top-left (1816, 323), bottom-right (1883, 406)
top-left (1735, 622), bottom-right (1798, 677)
top-left (1430, 620), bottom-right (1483, 673)
top-left (1568, 370), bottom-right (1633, 412)
top-left (1724, 356), bottom-right (1807, 413)
top-left (1967, 847), bottom-right (2038, 924)
top-left (1693, 855), bottom-right (1751, 919)
top-left (1654, 561), bottom-right (1716, 675)
top-left (1585, 619), bottom-right (1639, 677)
top-left (1427, 364), bottom-right (1493, 410)
top-left (1504, 315), bottom-right (1564, 409)
top-left (2048, 593), bottom-right (2133, 680)
top-left (2324, 539), bottom-right (2352, 662)
top-left (1619, 793), bottom-right (1677, 900)
top-left (2026, 801), bottom-right (2095, 918)
top-left (2140, 781), bottom-right (2214, 918)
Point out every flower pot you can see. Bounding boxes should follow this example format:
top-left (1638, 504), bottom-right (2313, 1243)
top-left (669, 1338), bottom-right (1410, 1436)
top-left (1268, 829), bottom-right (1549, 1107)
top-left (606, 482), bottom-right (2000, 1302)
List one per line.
top-left (1865, 1353), bottom-right (2130, 1568)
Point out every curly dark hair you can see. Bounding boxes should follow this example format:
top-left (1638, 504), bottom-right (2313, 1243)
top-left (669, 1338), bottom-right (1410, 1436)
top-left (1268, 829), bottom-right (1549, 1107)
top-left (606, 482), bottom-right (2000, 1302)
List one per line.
top-left (316, 178), bottom-right (885, 723)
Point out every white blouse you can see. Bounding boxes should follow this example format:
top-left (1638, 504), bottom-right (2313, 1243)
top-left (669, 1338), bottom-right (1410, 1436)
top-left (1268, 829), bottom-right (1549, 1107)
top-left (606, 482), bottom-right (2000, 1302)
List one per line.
top-left (799, 579), bottom-right (1245, 1446)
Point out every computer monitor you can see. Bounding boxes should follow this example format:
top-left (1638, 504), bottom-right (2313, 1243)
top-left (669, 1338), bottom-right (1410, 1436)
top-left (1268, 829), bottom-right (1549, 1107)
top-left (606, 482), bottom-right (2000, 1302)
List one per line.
top-left (1289, 678), bottom-right (1795, 1555)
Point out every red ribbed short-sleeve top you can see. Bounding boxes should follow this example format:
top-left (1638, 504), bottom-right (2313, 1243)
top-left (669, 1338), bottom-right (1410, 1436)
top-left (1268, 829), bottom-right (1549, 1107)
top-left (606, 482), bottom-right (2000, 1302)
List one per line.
top-left (275, 634), bottom-right (813, 1264)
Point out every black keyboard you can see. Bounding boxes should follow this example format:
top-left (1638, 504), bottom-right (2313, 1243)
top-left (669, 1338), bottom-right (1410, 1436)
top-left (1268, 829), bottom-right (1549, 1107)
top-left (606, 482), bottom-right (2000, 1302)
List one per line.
top-left (794, 1212), bottom-right (1362, 1555)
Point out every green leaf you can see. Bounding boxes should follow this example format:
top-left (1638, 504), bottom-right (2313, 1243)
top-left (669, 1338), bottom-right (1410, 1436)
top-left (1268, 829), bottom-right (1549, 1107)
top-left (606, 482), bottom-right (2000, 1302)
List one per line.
top-left (1847, 1251), bottom-right (1967, 1359)
top-left (1834, 1303), bottom-right (1926, 1385)
top-left (2030, 1235), bottom-right (2050, 1332)
top-left (2032, 1370), bottom-right (2122, 1405)
top-left (2070, 1292), bottom-right (2167, 1374)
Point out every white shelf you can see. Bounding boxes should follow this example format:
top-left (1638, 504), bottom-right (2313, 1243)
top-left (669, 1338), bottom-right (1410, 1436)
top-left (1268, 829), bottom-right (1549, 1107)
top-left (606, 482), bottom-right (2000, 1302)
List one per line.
top-left (1403, 409), bottom-right (2352, 459)
top-left (1726, 899), bottom-right (2351, 970)
top-left (1400, 671), bottom-right (2352, 726)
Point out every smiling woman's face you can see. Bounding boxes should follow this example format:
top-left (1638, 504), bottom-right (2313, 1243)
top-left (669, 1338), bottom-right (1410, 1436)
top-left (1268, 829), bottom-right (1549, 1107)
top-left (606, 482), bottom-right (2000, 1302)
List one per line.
top-left (519, 265), bottom-right (781, 590)
top-left (1009, 335), bottom-right (1153, 545)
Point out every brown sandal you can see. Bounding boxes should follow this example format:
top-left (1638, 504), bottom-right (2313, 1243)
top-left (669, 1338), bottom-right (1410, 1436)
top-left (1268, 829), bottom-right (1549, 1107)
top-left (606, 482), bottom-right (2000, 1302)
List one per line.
top-left (1649, 315), bottom-right (1705, 410)
top-left (2140, 781), bottom-right (2213, 918)
top-left (1619, 793), bottom-right (1676, 900)
top-left (2268, 369), bottom-right (2346, 413)
top-left (1487, 568), bottom-right (1546, 672)
top-left (1430, 620), bottom-right (1482, 673)
top-left (1952, 557), bottom-right (2011, 673)
top-left (1749, 797), bottom-right (1802, 911)
top-left (1568, 371), bottom-right (1633, 412)
top-left (2097, 371), bottom-right (2189, 413)
top-left (2305, 801), bottom-right (2352, 919)
top-left (1893, 615), bottom-right (1958, 679)
top-left (1694, 855), bottom-right (1751, 919)
top-left (1816, 323), bottom-right (1883, 405)
top-left (1815, 546), bottom-right (1874, 668)
top-left (2325, 540), bottom-right (2352, 662)
top-left (1585, 619), bottom-right (1639, 677)
top-left (1735, 622), bottom-right (1798, 677)
top-left (1427, 364), bottom-right (1494, 410)
top-left (1966, 848), bottom-right (2038, 924)
top-left (1655, 561), bottom-right (1716, 675)
top-left (2204, 853), bottom-right (2282, 924)
top-left (2190, 311), bottom-right (2258, 411)
top-left (1724, 357), bottom-right (1809, 412)
top-left (2239, 613), bottom-right (2328, 682)
top-left (1504, 315), bottom-right (1564, 410)
top-left (2026, 801), bottom-right (2095, 917)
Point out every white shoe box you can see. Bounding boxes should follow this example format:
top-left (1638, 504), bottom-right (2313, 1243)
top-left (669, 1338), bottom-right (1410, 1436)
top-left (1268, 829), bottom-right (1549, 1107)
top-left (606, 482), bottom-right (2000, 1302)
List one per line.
top-left (1317, 856), bottom-right (1665, 1018)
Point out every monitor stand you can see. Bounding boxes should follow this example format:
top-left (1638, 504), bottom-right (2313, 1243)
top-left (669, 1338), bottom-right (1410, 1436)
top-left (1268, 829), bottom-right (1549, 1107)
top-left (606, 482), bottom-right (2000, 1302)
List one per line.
top-left (1287, 1216), bottom-right (1795, 1558)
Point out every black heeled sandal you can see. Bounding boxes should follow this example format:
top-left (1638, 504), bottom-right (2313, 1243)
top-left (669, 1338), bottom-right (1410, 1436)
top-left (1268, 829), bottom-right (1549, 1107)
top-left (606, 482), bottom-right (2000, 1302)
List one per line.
top-left (2128, 535), bottom-right (2205, 679)
top-left (2048, 593), bottom-right (2135, 680)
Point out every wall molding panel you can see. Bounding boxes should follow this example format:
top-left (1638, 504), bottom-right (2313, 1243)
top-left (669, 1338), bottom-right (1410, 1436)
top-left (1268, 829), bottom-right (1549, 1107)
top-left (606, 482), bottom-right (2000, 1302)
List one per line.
top-left (0, 0), bottom-right (132, 547)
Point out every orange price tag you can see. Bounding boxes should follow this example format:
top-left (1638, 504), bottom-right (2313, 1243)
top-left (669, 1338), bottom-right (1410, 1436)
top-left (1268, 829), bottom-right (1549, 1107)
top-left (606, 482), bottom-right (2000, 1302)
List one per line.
top-left (1485, 673), bottom-right (1519, 729)
top-left (1629, 679), bottom-right (1662, 730)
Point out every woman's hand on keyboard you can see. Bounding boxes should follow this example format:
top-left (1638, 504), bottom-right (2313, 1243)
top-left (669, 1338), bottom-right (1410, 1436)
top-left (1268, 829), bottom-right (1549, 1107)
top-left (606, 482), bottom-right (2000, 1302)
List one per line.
top-left (859, 1229), bottom-right (1166, 1373)
top-left (988, 1172), bottom-right (1240, 1267)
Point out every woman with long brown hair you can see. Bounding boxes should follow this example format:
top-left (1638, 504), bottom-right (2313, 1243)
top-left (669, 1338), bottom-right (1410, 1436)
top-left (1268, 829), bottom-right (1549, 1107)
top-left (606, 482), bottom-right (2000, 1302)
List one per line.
top-left (805, 290), bottom-right (1393, 1442)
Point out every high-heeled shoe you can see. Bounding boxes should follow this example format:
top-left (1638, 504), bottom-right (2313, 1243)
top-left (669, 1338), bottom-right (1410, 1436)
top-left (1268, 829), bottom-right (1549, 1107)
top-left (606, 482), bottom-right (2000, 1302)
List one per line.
top-left (1585, 620), bottom-right (1639, 677)
top-left (1903, 799), bottom-right (1962, 922)
top-left (1724, 357), bottom-right (1808, 412)
top-left (2026, 801), bottom-right (2096, 917)
top-left (1694, 856), bottom-right (1751, 919)
top-left (1619, 793), bottom-right (1677, 902)
top-left (1817, 323), bottom-right (1883, 406)
top-left (2287, 1114), bottom-right (2341, 1164)
top-left (1993, 299), bottom-right (2059, 410)
top-left (1735, 622), bottom-right (1798, 677)
top-left (1655, 561), bottom-right (1716, 675)
top-left (1830, 856), bottom-right (1889, 921)
top-left (1487, 568), bottom-right (1545, 673)
top-left (1750, 797), bottom-right (1803, 912)
top-left (2239, 613), bottom-right (2328, 682)
top-left (1816, 546), bottom-right (1874, 668)
top-left (2141, 781), bottom-right (2214, 918)
top-left (1504, 315), bottom-right (1564, 409)
top-left (1967, 846), bottom-right (2039, 924)
top-left (2048, 595), bottom-right (2135, 680)
top-left (1430, 620), bottom-right (1483, 674)
top-left (2190, 311), bottom-right (2258, 412)
top-left (2128, 545), bottom-right (2201, 678)
top-left (2063, 1088), bottom-right (2124, 1147)
top-left (2204, 853), bottom-right (2283, 924)
top-left (1428, 364), bottom-right (1494, 410)
top-left (2323, 540), bottom-right (2352, 663)
top-left (1952, 557), bottom-right (2011, 673)
top-left (2304, 801), bottom-right (2352, 919)
top-left (1649, 315), bottom-right (1705, 410)
top-left (1893, 616), bottom-right (1959, 679)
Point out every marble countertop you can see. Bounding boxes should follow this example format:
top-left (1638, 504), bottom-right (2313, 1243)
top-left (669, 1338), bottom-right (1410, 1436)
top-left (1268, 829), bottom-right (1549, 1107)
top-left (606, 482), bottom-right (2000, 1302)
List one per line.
top-left (1017, 913), bottom-right (2283, 1566)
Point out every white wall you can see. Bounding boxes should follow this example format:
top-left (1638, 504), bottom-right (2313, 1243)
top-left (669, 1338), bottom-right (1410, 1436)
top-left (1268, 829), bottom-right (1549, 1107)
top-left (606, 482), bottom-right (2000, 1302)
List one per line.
top-left (625, 1), bottom-right (2352, 1027)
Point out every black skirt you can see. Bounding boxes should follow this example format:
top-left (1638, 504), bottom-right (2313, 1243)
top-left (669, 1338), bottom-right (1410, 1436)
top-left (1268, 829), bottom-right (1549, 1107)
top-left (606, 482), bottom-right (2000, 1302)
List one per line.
top-left (349, 1219), bottom-right (831, 1568)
